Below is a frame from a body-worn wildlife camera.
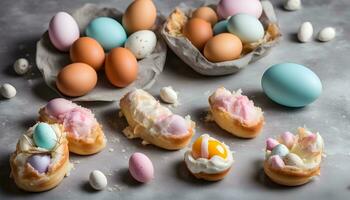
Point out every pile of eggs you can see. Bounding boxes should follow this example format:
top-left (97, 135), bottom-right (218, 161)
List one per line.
top-left (48, 0), bottom-right (158, 97)
top-left (183, 0), bottom-right (265, 63)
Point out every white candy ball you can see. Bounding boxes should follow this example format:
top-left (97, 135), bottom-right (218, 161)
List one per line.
top-left (318, 27), bottom-right (336, 42)
top-left (13, 58), bottom-right (30, 75)
top-left (160, 86), bottom-right (178, 104)
top-left (0, 83), bottom-right (17, 99)
top-left (297, 22), bottom-right (313, 43)
top-left (284, 0), bottom-right (301, 11)
top-left (89, 170), bottom-right (107, 190)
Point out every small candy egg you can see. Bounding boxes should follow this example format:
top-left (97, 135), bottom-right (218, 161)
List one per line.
top-left (318, 27), bottom-right (336, 42)
top-left (0, 83), bottom-right (16, 99)
top-left (13, 58), bottom-right (30, 75)
top-left (217, 0), bottom-right (263, 19)
top-left (227, 14), bottom-right (264, 43)
top-left (284, 0), bottom-right (302, 11)
top-left (124, 30), bottom-right (157, 59)
top-left (213, 20), bottom-right (228, 35)
top-left (266, 138), bottom-right (279, 151)
top-left (105, 47), bottom-right (138, 88)
top-left (86, 17), bottom-right (127, 51)
top-left (33, 123), bottom-right (57, 150)
top-left (160, 86), bottom-right (178, 104)
top-left (271, 144), bottom-right (289, 158)
top-left (48, 12), bottom-right (80, 52)
top-left (261, 63), bottom-right (322, 107)
top-left (279, 131), bottom-right (295, 148)
top-left (129, 153), bottom-right (154, 183)
top-left (45, 98), bottom-right (75, 116)
top-left (27, 154), bottom-right (51, 173)
top-left (122, 0), bottom-right (157, 34)
top-left (89, 170), bottom-right (108, 190)
top-left (70, 37), bottom-right (105, 71)
top-left (283, 153), bottom-right (304, 167)
top-left (268, 155), bottom-right (285, 170)
top-left (192, 6), bottom-right (218, 26)
top-left (297, 22), bottom-right (313, 43)
top-left (183, 18), bottom-right (213, 50)
top-left (203, 33), bottom-right (242, 62)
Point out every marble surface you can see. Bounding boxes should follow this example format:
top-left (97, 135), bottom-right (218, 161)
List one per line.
top-left (0, 0), bottom-right (349, 199)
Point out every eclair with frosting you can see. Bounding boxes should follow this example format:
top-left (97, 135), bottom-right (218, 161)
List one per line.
top-left (184, 134), bottom-right (233, 181)
top-left (264, 127), bottom-right (324, 186)
top-left (39, 98), bottom-right (106, 155)
top-left (209, 87), bottom-right (264, 138)
top-left (120, 89), bottom-right (195, 150)
top-left (10, 122), bottom-right (69, 192)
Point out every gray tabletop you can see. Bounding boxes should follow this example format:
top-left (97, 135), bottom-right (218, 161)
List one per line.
top-left (1, 0), bottom-right (349, 199)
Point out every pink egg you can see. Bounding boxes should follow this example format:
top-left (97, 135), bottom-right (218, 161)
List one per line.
top-left (48, 12), bottom-right (80, 52)
top-left (266, 138), bottom-right (279, 151)
top-left (268, 155), bottom-right (285, 170)
top-left (279, 131), bottom-right (295, 148)
top-left (129, 153), bottom-right (154, 183)
top-left (46, 98), bottom-right (75, 117)
top-left (217, 0), bottom-right (263, 19)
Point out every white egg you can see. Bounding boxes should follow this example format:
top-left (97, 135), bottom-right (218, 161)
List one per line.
top-left (89, 170), bottom-right (107, 190)
top-left (14, 58), bottom-right (30, 75)
top-left (318, 27), bottom-right (336, 42)
top-left (283, 153), bottom-right (304, 167)
top-left (297, 22), bottom-right (313, 43)
top-left (0, 83), bottom-right (17, 99)
top-left (160, 86), bottom-right (178, 104)
top-left (284, 0), bottom-right (301, 11)
top-left (125, 30), bottom-right (157, 59)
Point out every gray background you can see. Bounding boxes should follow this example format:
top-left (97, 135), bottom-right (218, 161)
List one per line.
top-left (0, 0), bottom-right (349, 199)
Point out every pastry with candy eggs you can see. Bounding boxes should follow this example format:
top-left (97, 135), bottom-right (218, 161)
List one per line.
top-left (39, 98), bottom-right (106, 155)
top-left (184, 134), bottom-right (233, 181)
top-left (264, 127), bottom-right (324, 186)
top-left (120, 89), bottom-right (195, 150)
top-left (208, 87), bottom-right (264, 138)
top-left (9, 122), bottom-right (69, 192)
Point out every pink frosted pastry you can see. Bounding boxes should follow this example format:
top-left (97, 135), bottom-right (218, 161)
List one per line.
top-left (120, 89), bottom-right (195, 150)
top-left (264, 127), bottom-right (324, 186)
top-left (39, 98), bottom-right (106, 155)
top-left (208, 87), bottom-right (264, 138)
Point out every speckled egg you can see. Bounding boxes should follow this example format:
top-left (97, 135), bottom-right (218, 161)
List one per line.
top-left (48, 12), bottom-right (80, 52)
top-left (227, 14), bottom-right (264, 43)
top-left (261, 63), bottom-right (322, 107)
top-left (33, 123), bottom-right (57, 150)
top-left (86, 17), bottom-right (127, 51)
top-left (129, 152), bottom-right (154, 183)
top-left (271, 144), bottom-right (289, 158)
top-left (89, 170), bottom-right (107, 190)
top-left (125, 30), bottom-right (157, 59)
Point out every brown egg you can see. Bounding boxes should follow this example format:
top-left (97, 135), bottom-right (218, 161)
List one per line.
top-left (122, 0), bottom-right (157, 34)
top-left (105, 47), bottom-right (138, 88)
top-left (183, 18), bottom-right (213, 50)
top-left (192, 7), bottom-right (218, 26)
top-left (203, 33), bottom-right (242, 63)
top-left (56, 63), bottom-right (97, 97)
top-left (70, 37), bottom-right (105, 71)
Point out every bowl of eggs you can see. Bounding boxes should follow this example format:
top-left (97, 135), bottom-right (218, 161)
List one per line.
top-left (36, 1), bottom-right (167, 101)
top-left (161, 0), bottom-right (281, 76)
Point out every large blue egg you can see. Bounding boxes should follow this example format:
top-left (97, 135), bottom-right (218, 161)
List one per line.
top-left (33, 123), bottom-right (57, 150)
top-left (86, 17), bottom-right (127, 51)
top-left (261, 63), bottom-right (322, 107)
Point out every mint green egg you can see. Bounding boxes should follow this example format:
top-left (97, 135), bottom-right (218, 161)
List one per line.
top-left (227, 14), bottom-right (264, 43)
top-left (213, 20), bottom-right (228, 35)
top-left (33, 123), bottom-right (57, 150)
top-left (261, 63), bottom-right (322, 107)
top-left (86, 17), bottom-right (127, 51)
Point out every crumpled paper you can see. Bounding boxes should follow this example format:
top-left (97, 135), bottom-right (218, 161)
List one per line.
top-left (36, 3), bottom-right (167, 101)
top-left (161, 0), bottom-right (281, 76)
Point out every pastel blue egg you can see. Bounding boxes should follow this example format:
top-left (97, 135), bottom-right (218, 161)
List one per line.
top-left (262, 63), bottom-right (322, 107)
top-left (86, 17), bottom-right (127, 51)
top-left (33, 123), bottom-right (57, 150)
top-left (227, 14), bottom-right (264, 43)
top-left (213, 20), bottom-right (228, 35)
top-left (271, 144), bottom-right (289, 157)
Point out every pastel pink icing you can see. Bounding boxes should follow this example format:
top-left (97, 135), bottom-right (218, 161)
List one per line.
top-left (155, 114), bottom-right (188, 135)
top-left (217, 0), bottom-right (263, 19)
top-left (280, 131), bottom-right (295, 148)
top-left (45, 98), bottom-right (97, 138)
top-left (266, 138), bottom-right (279, 151)
top-left (213, 93), bottom-right (258, 123)
top-left (268, 155), bottom-right (285, 170)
